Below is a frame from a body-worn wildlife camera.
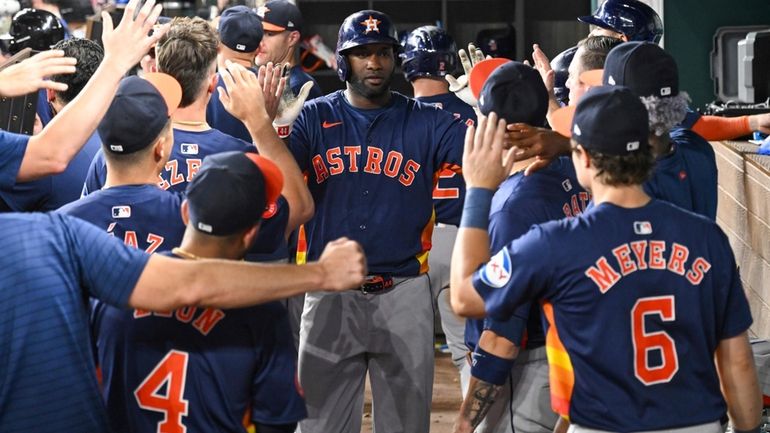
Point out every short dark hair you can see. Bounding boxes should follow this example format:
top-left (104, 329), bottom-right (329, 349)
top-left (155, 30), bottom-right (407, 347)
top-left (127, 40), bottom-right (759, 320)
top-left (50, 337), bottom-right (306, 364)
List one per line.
top-left (51, 38), bottom-right (104, 104)
top-left (581, 144), bottom-right (655, 186)
top-left (577, 35), bottom-right (623, 71)
top-left (156, 17), bottom-right (218, 107)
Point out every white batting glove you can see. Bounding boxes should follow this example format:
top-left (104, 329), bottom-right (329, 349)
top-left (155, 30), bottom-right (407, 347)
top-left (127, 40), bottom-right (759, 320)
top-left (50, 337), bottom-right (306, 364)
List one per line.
top-left (445, 43), bottom-right (487, 107)
top-left (273, 81), bottom-right (315, 138)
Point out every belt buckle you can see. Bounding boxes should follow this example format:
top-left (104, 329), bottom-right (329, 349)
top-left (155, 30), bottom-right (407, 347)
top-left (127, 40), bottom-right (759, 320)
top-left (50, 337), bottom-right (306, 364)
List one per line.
top-left (360, 275), bottom-right (394, 295)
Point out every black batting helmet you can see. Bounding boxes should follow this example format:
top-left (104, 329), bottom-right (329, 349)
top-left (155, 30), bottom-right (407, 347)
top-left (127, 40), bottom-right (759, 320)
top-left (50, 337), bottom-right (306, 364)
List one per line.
top-left (0, 8), bottom-right (65, 55)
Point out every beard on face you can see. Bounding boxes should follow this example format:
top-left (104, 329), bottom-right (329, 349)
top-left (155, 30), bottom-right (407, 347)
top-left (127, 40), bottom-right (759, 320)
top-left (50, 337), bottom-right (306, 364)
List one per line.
top-left (348, 68), bottom-right (395, 100)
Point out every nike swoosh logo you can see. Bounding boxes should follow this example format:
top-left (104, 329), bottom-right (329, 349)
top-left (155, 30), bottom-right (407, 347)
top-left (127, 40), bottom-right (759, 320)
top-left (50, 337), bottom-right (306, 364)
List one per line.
top-left (322, 121), bottom-right (343, 129)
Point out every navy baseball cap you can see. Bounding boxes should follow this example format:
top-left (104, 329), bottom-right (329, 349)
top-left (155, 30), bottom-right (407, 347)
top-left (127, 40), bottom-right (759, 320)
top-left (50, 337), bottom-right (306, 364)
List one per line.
top-left (581, 41), bottom-right (679, 98)
top-left (477, 61), bottom-right (549, 126)
top-left (218, 6), bottom-right (263, 53)
top-left (98, 73), bottom-right (182, 155)
top-left (550, 86), bottom-right (649, 156)
top-left (256, 0), bottom-right (302, 33)
top-left (186, 151), bottom-right (284, 236)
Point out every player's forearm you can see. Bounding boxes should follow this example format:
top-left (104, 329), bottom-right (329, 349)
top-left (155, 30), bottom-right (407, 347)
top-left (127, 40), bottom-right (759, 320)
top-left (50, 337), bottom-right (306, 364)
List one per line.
top-left (715, 332), bottom-right (762, 430)
top-left (129, 255), bottom-right (327, 311)
top-left (450, 227), bottom-right (490, 318)
top-left (20, 58), bottom-right (125, 181)
top-left (244, 115), bottom-right (314, 232)
top-left (478, 330), bottom-right (520, 359)
top-left (455, 375), bottom-right (503, 432)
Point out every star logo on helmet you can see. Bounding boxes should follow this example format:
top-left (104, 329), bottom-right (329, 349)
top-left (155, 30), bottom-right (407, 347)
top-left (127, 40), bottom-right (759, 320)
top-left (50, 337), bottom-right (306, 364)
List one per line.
top-left (360, 15), bottom-right (381, 34)
top-left (256, 5), bottom-right (270, 18)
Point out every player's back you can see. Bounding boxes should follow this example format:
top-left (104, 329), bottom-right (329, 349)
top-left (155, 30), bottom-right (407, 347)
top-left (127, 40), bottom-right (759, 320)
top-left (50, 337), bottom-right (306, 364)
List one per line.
top-left (206, 72), bottom-right (255, 143)
top-left (509, 199), bottom-right (750, 431)
top-left (58, 185), bottom-right (185, 254)
top-left (92, 292), bottom-right (306, 433)
top-left (644, 127), bottom-right (717, 219)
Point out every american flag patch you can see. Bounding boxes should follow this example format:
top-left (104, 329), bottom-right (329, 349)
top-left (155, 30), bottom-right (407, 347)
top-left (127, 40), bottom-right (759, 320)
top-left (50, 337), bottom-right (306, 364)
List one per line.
top-left (112, 206), bottom-right (131, 219)
top-left (634, 221), bottom-right (652, 235)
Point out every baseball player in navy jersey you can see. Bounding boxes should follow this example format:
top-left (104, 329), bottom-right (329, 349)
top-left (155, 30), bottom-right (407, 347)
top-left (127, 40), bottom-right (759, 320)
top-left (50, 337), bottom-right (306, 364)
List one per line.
top-left (451, 87), bottom-right (761, 433)
top-left (401, 24), bottom-right (476, 388)
top-left (0, 38), bottom-right (103, 211)
top-left (255, 0), bottom-right (323, 101)
top-left (83, 17), bottom-right (313, 261)
top-left (455, 62), bottom-right (587, 433)
top-left (288, 10), bottom-right (466, 433)
top-left (58, 73), bottom-right (186, 253)
top-left (92, 151), bottom-right (308, 433)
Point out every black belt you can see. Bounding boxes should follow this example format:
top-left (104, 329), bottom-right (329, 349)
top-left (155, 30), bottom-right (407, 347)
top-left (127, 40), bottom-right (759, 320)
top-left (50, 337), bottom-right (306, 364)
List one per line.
top-left (359, 275), bottom-right (394, 295)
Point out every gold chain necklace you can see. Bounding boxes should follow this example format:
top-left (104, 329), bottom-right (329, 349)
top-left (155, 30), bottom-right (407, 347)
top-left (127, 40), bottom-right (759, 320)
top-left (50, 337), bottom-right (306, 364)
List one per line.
top-left (172, 247), bottom-right (200, 260)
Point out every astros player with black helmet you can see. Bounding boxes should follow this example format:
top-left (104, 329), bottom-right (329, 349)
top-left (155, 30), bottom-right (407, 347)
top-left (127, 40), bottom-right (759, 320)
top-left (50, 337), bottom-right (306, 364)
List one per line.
top-left (287, 10), bottom-right (467, 433)
top-left (0, 8), bottom-right (64, 55)
top-left (578, 0), bottom-right (664, 43)
top-left (452, 86), bottom-right (761, 433)
top-left (401, 24), bottom-right (476, 391)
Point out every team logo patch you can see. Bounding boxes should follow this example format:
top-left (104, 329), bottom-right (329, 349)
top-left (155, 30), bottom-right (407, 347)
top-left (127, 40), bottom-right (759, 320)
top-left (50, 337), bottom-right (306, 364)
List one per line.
top-left (626, 141), bottom-right (640, 151)
top-left (360, 15), bottom-right (381, 34)
top-left (112, 206), bottom-right (131, 219)
top-left (660, 86), bottom-right (672, 96)
top-left (110, 144), bottom-right (124, 152)
top-left (236, 43), bottom-right (246, 51)
top-left (480, 249), bottom-right (512, 288)
top-left (562, 179), bottom-right (573, 192)
top-left (180, 143), bottom-right (199, 155)
top-left (634, 221), bottom-right (652, 235)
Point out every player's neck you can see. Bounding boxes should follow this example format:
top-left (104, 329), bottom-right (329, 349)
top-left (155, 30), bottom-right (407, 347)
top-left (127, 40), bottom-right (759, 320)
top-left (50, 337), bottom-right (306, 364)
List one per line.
top-left (103, 161), bottom-right (163, 189)
top-left (218, 53), bottom-right (255, 70)
top-left (411, 79), bottom-right (450, 98)
top-left (172, 101), bottom-right (210, 132)
top-left (344, 87), bottom-right (391, 109)
top-left (590, 182), bottom-right (651, 209)
top-left (177, 234), bottom-right (243, 260)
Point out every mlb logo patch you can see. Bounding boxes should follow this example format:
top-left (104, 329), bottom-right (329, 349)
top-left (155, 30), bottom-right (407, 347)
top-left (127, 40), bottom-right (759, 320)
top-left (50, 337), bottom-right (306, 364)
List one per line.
top-left (660, 87), bottom-right (672, 96)
top-left (236, 44), bottom-right (246, 51)
top-left (112, 206), bottom-right (131, 219)
top-left (480, 248), bottom-right (512, 288)
top-left (110, 144), bottom-right (124, 152)
top-left (634, 221), bottom-right (652, 235)
top-left (562, 179), bottom-right (573, 192)
top-left (180, 143), bottom-right (199, 155)
top-left (626, 141), bottom-right (640, 151)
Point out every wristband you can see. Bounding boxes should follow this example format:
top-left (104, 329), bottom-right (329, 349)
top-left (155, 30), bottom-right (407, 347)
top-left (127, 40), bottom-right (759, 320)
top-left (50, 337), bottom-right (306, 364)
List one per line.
top-left (733, 426), bottom-right (761, 433)
top-left (460, 187), bottom-right (494, 230)
top-left (274, 124), bottom-right (291, 138)
top-left (470, 347), bottom-right (515, 386)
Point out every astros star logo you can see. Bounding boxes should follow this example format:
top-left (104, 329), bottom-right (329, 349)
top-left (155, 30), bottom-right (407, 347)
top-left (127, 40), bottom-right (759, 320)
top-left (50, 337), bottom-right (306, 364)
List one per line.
top-left (360, 15), bottom-right (381, 34)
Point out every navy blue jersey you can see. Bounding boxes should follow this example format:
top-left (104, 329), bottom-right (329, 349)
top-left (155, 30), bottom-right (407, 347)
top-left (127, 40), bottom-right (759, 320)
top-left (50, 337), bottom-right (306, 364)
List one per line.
top-left (57, 184), bottom-right (185, 253)
top-left (0, 130), bottom-right (29, 188)
top-left (417, 92), bottom-right (476, 226)
top-left (36, 89), bottom-right (54, 126)
top-left (644, 128), bottom-right (717, 219)
top-left (92, 263), bottom-right (306, 433)
top-left (289, 65), bottom-right (323, 101)
top-left (679, 107), bottom-right (701, 130)
top-left (465, 157), bottom-right (588, 350)
top-left (473, 199), bottom-right (751, 431)
top-left (0, 132), bottom-right (101, 211)
top-left (0, 213), bottom-right (149, 433)
top-left (289, 91), bottom-right (466, 275)
top-left (206, 69), bottom-right (257, 143)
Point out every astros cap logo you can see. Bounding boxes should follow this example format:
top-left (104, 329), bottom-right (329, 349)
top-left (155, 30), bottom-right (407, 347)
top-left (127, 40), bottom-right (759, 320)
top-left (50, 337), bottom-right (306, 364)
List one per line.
top-left (360, 15), bottom-right (381, 34)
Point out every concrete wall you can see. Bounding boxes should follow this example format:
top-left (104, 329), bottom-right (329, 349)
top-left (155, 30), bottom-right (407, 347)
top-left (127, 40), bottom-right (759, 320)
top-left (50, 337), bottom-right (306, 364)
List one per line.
top-left (713, 140), bottom-right (770, 338)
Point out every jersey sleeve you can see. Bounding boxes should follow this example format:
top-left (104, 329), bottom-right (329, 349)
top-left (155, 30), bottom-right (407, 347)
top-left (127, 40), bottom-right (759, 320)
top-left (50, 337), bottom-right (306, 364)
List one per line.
top-left (433, 111), bottom-right (466, 173)
top-left (57, 213), bottom-right (150, 307)
top-left (288, 107), bottom-right (313, 173)
top-left (250, 304), bottom-right (308, 424)
top-left (0, 130), bottom-right (29, 188)
top-left (82, 149), bottom-right (107, 197)
top-left (713, 229), bottom-right (753, 339)
top-left (473, 225), bottom-right (554, 320)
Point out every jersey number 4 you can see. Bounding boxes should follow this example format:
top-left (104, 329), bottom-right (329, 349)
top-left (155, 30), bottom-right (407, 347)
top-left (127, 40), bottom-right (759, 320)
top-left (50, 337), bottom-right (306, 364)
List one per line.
top-left (631, 296), bottom-right (679, 386)
top-left (135, 350), bottom-right (190, 433)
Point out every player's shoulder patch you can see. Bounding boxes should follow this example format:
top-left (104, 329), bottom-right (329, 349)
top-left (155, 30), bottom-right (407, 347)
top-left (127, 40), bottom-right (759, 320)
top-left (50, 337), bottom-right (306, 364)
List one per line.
top-left (480, 248), bottom-right (512, 288)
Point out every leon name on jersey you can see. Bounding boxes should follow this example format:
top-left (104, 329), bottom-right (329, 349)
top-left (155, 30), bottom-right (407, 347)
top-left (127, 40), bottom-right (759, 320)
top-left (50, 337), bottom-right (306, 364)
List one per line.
top-left (585, 232), bottom-right (712, 293)
top-left (310, 146), bottom-right (421, 186)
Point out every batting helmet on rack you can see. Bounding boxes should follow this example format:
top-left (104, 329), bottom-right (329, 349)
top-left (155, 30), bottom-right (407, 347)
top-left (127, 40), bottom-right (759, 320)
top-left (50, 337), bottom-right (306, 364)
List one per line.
top-left (335, 9), bottom-right (400, 82)
top-left (578, 0), bottom-right (663, 44)
top-left (399, 25), bottom-right (458, 82)
top-left (551, 45), bottom-right (577, 107)
top-left (0, 8), bottom-right (64, 55)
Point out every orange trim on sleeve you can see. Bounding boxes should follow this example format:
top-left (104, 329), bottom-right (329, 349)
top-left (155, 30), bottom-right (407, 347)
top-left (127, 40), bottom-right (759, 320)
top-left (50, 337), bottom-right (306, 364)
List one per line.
top-left (542, 301), bottom-right (574, 420)
top-left (691, 115), bottom-right (750, 141)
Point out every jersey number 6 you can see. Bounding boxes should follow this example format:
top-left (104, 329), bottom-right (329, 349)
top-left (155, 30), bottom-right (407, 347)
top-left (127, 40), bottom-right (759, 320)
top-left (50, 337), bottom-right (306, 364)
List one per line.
top-left (631, 296), bottom-right (679, 386)
top-left (135, 350), bottom-right (190, 433)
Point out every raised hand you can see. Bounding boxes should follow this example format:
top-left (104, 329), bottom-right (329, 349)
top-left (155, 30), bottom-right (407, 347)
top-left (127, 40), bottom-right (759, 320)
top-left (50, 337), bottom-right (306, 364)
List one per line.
top-left (0, 50), bottom-right (76, 97)
top-left (446, 43), bottom-right (486, 107)
top-left (463, 112), bottom-right (515, 190)
top-left (274, 81), bottom-right (314, 138)
top-left (101, 0), bottom-right (166, 74)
